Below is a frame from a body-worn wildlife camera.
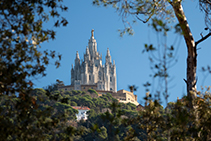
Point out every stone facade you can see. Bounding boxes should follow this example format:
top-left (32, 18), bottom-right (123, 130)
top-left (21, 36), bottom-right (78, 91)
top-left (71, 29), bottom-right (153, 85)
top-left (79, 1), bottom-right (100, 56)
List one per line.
top-left (70, 30), bottom-right (117, 92)
top-left (58, 85), bottom-right (74, 91)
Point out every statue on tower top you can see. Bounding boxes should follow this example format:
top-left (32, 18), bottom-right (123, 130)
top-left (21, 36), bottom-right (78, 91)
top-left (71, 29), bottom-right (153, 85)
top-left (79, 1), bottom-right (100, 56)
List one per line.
top-left (91, 29), bottom-right (94, 38)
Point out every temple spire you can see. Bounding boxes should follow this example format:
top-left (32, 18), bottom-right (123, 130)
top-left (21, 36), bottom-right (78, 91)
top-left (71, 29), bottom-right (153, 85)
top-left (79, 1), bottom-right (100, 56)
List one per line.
top-left (106, 48), bottom-right (111, 63)
top-left (76, 51), bottom-right (79, 59)
top-left (106, 48), bottom-right (110, 56)
top-left (86, 46), bottom-right (89, 54)
top-left (88, 29), bottom-right (97, 59)
top-left (75, 51), bottom-right (80, 67)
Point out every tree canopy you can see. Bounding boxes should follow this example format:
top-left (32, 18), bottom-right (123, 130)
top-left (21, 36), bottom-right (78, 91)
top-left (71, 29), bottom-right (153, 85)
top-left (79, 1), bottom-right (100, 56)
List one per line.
top-left (0, 0), bottom-right (68, 95)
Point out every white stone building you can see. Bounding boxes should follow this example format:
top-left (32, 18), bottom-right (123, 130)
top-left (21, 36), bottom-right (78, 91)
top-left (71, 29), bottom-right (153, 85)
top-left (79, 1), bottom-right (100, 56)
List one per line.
top-left (70, 30), bottom-right (117, 92)
top-left (58, 30), bottom-right (140, 106)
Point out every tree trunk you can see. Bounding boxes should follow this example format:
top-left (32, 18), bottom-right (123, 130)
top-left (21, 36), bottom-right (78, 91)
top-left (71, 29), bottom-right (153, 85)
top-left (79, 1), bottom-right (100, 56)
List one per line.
top-left (171, 2), bottom-right (200, 139)
top-left (171, 0), bottom-right (197, 106)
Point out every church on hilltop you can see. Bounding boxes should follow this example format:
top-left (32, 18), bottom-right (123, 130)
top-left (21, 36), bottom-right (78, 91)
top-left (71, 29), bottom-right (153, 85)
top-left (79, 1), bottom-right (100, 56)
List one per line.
top-left (58, 30), bottom-right (139, 106)
top-left (71, 29), bottom-right (117, 92)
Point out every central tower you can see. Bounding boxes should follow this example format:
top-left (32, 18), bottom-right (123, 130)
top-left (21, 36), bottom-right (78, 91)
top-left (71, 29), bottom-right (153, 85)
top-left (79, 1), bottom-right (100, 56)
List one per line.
top-left (71, 30), bottom-right (117, 92)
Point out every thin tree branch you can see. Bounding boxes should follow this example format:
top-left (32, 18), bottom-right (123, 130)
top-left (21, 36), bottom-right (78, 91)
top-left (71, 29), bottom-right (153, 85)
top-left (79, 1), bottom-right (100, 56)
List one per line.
top-left (183, 78), bottom-right (187, 84)
top-left (195, 32), bottom-right (211, 47)
top-left (135, 15), bottom-right (147, 23)
top-left (206, 0), bottom-right (211, 5)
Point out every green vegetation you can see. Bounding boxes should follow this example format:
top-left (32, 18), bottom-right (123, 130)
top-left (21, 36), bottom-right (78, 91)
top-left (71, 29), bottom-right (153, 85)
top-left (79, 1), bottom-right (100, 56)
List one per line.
top-left (0, 0), bottom-right (68, 95)
top-left (2, 87), bottom-right (211, 140)
top-left (88, 89), bottom-right (98, 96)
top-left (0, 88), bottom-right (139, 140)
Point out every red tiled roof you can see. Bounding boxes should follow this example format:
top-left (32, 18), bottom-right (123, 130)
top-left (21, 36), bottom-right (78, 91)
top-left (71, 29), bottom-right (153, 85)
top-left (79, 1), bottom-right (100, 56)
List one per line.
top-left (136, 104), bottom-right (144, 111)
top-left (72, 106), bottom-right (90, 110)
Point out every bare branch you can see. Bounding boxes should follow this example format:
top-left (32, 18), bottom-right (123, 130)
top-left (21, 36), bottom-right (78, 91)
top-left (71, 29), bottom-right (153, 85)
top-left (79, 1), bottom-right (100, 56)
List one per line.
top-left (183, 78), bottom-right (187, 84)
top-left (195, 32), bottom-right (211, 47)
top-left (135, 15), bottom-right (147, 23)
top-left (206, 0), bottom-right (211, 5)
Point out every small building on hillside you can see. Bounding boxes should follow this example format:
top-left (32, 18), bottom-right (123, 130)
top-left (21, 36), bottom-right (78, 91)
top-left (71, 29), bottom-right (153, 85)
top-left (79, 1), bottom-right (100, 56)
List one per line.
top-left (112, 90), bottom-right (139, 106)
top-left (72, 106), bottom-right (90, 121)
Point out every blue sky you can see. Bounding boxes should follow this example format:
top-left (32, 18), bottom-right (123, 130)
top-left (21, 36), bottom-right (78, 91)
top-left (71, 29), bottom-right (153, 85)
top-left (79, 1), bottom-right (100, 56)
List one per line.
top-left (34, 0), bottom-right (211, 106)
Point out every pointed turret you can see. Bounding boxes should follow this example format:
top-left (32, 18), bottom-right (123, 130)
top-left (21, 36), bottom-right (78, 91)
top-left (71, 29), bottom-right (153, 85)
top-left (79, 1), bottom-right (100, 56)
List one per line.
top-left (106, 48), bottom-right (111, 63)
top-left (88, 29), bottom-right (97, 59)
top-left (84, 46), bottom-right (90, 62)
top-left (75, 51), bottom-right (80, 67)
top-left (71, 64), bottom-right (74, 84)
top-left (106, 48), bottom-right (110, 56)
top-left (86, 46), bottom-right (90, 54)
top-left (76, 51), bottom-right (79, 59)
